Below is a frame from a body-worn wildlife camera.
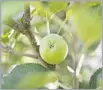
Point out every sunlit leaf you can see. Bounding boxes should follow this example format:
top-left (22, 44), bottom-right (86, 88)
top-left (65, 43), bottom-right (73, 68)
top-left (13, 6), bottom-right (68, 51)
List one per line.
top-left (66, 8), bottom-right (72, 20)
top-left (1, 25), bottom-right (11, 43)
top-left (47, 2), bottom-right (67, 13)
top-left (31, 1), bottom-right (67, 17)
top-left (1, 34), bottom-right (9, 44)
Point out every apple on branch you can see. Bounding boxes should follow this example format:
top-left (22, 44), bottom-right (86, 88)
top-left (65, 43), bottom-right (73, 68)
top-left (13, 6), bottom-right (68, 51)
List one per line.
top-left (39, 34), bottom-right (68, 65)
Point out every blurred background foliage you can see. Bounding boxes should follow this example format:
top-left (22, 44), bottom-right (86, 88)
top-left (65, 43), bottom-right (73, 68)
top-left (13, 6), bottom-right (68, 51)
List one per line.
top-left (1, 1), bottom-right (102, 89)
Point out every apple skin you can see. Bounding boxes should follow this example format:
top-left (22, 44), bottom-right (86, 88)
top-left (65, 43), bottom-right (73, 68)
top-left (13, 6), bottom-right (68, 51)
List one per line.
top-left (39, 34), bottom-right (68, 65)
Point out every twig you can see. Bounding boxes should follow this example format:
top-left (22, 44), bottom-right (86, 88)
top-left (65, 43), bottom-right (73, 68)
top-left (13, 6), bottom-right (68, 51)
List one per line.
top-left (57, 19), bottom-right (67, 34)
top-left (3, 3), bottom-right (39, 57)
top-left (67, 65), bottom-right (74, 74)
top-left (70, 33), bottom-right (79, 89)
top-left (3, 49), bottom-right (38, 59)
top-left (76, 54), bottom-right (85, 77)
top-left (2, 44), bottom-right (38, 59)
top-left (71, 44), bottom-right (85, 89)
top-left (72, 52), bottom-right (79, 89)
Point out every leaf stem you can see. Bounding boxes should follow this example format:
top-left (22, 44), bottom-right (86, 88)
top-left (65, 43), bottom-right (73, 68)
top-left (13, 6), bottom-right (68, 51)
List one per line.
top-left (76, 54), bottom-right (85, 77)
top-left (57, 19), bottom-right (67, 34)
top-left (67, 65), bottom-right (74, 74)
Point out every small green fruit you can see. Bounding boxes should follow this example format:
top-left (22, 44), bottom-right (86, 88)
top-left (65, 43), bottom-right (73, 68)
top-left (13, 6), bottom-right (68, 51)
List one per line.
top-left (39, 34), bottom-right (68, 65)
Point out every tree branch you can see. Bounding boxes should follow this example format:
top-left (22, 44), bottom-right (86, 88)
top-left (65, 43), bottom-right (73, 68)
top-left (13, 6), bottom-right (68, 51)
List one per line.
top-left (3, 3), bottom-right (39, 57)
top-left (22, 3), bottom-right (39, 56)
top-left (2, 2), bottom-right (59, 70)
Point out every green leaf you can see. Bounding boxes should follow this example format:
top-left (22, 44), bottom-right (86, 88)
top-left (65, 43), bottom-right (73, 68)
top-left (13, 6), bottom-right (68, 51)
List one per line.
top-left (16, 71), bottom-right (58, 89)
top-left (31, 1), bottom-right (67, 17)
top-left (79, 81), bottom-right (89, 89)
top-left (89, 68), bottom-right (102, 89)
top-left (66, 8), bottom-right (72, 20)
top-left (87, 40), bottom-right (100, 53)
top-left (47, 2), bottom-right (67, 13)
top-left (31, 2), bottom-right (47, 17)
top-left (1, 25), bottom-right (11, 43)
top-left (1, 34), bottom-right (9, 44)
top-left (2, 63), bottom-right (58, 89)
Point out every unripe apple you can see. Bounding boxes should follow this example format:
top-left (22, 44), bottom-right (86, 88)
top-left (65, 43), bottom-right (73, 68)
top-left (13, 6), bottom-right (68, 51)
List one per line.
top-left (39, 34), bottom-right (68, 65)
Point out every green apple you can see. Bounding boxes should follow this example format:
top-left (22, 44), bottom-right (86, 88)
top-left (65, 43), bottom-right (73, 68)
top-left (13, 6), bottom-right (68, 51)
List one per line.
top-left (39, 34), bottom-right (68, 65)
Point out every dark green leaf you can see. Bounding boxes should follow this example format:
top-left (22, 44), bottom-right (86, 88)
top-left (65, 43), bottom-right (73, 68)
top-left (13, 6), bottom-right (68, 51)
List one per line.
top-left (89, 68), bottom-right (102, 89)
top-left (2, 63), bottom-right (58, 89)
top-left (79, 81), bottom-right (89, 89)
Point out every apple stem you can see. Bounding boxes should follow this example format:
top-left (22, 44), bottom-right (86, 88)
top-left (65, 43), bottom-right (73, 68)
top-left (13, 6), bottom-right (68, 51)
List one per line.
top-left (46, 13), bottom-right (50, 34)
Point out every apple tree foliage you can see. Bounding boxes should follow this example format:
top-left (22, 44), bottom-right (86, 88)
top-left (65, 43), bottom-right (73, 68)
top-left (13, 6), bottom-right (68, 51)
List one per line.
top-left (1, 1), bottom-right (102, 89)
